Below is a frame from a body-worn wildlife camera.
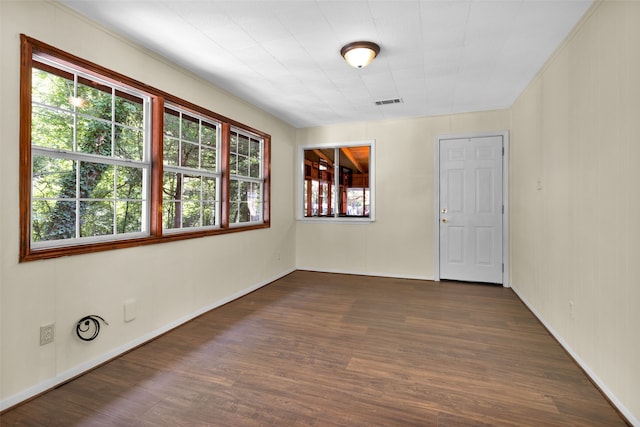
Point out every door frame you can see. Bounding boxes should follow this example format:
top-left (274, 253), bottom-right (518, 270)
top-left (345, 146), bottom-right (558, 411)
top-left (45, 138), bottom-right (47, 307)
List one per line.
top-left (434, 131), bottom-right (510, 287)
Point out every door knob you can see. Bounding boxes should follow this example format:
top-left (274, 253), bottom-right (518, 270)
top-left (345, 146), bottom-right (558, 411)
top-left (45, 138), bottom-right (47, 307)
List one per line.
top-left (441, 218), bottom-right (448, 223)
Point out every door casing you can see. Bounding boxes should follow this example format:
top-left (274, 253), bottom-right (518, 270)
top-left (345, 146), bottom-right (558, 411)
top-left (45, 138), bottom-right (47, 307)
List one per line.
top-left (434, 131), bottom-right (510, 287)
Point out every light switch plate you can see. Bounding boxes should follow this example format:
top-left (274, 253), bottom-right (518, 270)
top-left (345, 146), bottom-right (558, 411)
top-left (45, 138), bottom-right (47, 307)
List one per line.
top-left (124, 300), bottom-right (136, 322)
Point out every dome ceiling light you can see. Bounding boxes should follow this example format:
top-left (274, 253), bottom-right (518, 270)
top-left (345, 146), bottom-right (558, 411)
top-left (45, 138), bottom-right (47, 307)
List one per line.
top-left (340, 41), bottom-right (380, 69)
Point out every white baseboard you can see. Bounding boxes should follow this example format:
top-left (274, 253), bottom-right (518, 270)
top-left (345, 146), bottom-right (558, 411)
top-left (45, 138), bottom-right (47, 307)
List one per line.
top-left (295, 266), bottom-right (434, 281)
top-left (0, 267), bottom-right (296, 412)
top-left (510, 284), bottom-right (638, 427)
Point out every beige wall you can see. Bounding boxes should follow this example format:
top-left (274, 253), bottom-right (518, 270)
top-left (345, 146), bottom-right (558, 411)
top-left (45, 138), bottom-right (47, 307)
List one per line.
top-left (295, 111), bottom-right (510, 279)
top-left (510, 1), bottom-right (640, 422)
top-left (0, 0), bottom-right (296, 407)
top-left (3, 0), bottom-right (639, 423)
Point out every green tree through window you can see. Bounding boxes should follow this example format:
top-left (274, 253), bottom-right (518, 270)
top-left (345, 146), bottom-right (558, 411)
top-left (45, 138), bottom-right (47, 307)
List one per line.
top-left (21, 35), bottom-right (270, 262)
top-left (31, 62), bottom-right (148, 244)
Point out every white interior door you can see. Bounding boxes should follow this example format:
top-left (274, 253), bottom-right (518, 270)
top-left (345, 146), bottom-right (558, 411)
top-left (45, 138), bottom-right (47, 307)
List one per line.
top-left (439, 136), bottom-right (504, 284)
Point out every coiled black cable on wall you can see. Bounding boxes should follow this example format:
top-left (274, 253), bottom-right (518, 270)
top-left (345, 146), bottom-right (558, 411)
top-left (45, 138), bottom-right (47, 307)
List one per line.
top-left (76, 315), bottom-right (108, 341)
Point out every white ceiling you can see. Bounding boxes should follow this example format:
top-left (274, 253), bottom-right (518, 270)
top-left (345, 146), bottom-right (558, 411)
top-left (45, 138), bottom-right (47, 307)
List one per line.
top-left (60, 0), bottom-right (592, 128)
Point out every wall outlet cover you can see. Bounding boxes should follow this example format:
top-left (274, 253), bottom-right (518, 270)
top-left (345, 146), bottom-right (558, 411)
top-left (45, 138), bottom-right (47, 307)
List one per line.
top-left (40, 323), bottom-right (55, 346)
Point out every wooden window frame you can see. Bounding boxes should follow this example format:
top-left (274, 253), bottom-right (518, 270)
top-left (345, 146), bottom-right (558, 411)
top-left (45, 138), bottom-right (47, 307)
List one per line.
top-left (19, 35), bottom-right (270, 262)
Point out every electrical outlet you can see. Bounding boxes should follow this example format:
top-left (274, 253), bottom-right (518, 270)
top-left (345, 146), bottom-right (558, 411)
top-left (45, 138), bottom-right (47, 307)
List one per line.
top-left (40, 323), bottom-right (55, 346)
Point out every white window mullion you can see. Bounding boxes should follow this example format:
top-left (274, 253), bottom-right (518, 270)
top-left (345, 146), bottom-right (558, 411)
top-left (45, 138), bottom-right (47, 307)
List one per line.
top-left (178, 111), bottom-right (183, 168)
top-left (73, 74), bottom-right (79, 152)
top-left (333, 147), bottom-right (339, 218)
top-left (75, 160), bottom-right (81, 239)
top-left (113, 165), bottom-right (118, 235)
top-left (111, 87), bottom-right (116, 159)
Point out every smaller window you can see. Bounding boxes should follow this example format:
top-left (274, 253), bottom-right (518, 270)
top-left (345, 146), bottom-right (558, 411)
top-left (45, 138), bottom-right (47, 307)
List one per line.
top-left (229, 128), bottom-right (265, 225)
top-left (298, 141), bottom-right (375, 221)
top-left (162, 105), bottom-right (221, 232)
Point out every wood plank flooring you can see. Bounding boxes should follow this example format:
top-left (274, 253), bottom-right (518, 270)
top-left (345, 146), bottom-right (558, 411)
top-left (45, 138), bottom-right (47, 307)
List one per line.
top-left (1, 270), bottom-right (627, 426)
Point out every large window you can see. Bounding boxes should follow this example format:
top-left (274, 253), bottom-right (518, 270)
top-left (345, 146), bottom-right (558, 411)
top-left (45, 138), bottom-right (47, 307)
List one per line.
top-left (20, 35), bottom-right (270, 261)
top-left (298, 141), bottom-right (374, 221)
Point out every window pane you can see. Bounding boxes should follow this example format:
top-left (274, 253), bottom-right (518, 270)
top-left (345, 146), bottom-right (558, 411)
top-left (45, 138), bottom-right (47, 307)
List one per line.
top-left (79, 162), bottom-right (113, 199)
top-left (32, 200), bottom-right (76, 242)
top-left (115, 125), bottom-right (143, 161)
top-left (164, 136), bottom-right (179, 166)
top-left (237, 155), bottom-right (249, 176)
top-left (163, 199), bottom-right (179, 229)
top-left (76, 116), bottom-right (112, 156)
top-left (250, 139), bottom-right (261, 178)
top-left (229, 179), bottom-right (239, 202)
top-left (230, 132), bottom-right (238, 153)
top-left (238, 134), bottom-right (249, 156)
top-left (181, 114), bottom-right (199, 143)
top-left (202, 176), bottom-right (217, 227)
top-left (183, 175), bottom-right (200, 203)
top-left (162, 171), bottom-right (180, 228)
top-left (230, 153), bottom-right (238, 175)
top-left (116, 201), bottom-right (142, 233)
top-left (32, 106), bottom-right (74, 151)
top-left (77, 79), bottom-right (112, 121)
top-left (303, 148), bottom-right (334, 217)
top-left (230, 202), bottom-right (239, 224)
top-left (80, 201), bottom-right (114, 237)
top-left (202, 176), bottom-right (216, 201)
top-left (229, 179), bottom-right (262, 223)
top-left (201, 146), bottom-right (216, 170)
top-left (247, 182), bottom-right (262, 222)
top-left (114, 92), bottom-right (144, 126)
top-left (115, 166), bottom-right (143, 200)
top-left (181, 141), bottom-right (199, 169)
top-left (320, 182), bottom-right (330, 216)
top-left (181, 201), bottom-right (200, 228)
top-left (162, 169), bottom-right (218, 231)
top-left (346, 188), bottom-right (368, 216)
top-left (164, 108), bottom-right (180, 137)
top-left (32, 156), bottom-right (76, 200)
top-left (202, 202), bottom-right (216, 227)
top-left (201, 121), bottom-right (217, 147)
top-left (32, 68), bottom-right (73, 110)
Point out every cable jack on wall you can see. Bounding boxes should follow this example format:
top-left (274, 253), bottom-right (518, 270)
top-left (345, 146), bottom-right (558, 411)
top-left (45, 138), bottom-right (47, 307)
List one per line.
top-left (76, 315), bottom-right (108, 341)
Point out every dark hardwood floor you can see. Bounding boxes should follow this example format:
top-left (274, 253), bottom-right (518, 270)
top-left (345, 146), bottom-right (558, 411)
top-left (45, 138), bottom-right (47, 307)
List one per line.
top-left (1, 270), bottom-right (627, 426)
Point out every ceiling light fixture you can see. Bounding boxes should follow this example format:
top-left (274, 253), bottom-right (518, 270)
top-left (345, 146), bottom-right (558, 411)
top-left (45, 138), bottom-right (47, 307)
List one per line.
top-left (340, 41), bottom-right (380, 69)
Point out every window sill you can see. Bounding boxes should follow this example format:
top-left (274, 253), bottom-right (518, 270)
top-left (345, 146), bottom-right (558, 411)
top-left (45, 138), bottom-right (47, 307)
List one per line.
top-left (20, 221), bottom-right (270, 262)
top-left (297, 217), bottom-right (374, 224)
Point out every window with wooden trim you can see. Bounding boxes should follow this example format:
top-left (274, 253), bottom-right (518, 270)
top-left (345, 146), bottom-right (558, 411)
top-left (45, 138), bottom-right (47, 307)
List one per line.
top-left (20, 35), bottom-right (270, 261)
top-left (162, 105), bottom-right (220, 232)
top-left (229, 128), bottom-right (264, 225)
top-left (297, 141), bottom-right (375, 221)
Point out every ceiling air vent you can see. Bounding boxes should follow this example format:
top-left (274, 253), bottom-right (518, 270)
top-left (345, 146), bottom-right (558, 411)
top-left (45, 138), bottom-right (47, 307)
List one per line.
top-left (375, 98), bottom-right (403, 106)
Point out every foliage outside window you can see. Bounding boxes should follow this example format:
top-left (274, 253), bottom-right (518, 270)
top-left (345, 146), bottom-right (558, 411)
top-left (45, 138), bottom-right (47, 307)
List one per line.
top-left (229, 129), bottom-right (264, 225)
top-left (20, 35), bottom-right (270, 261)
top-left (298, 141), bottom-right (374, 221)
top-left (162, 105), bottom-right (220, 231)
top-left (30, 57), bottom-right (150, 247)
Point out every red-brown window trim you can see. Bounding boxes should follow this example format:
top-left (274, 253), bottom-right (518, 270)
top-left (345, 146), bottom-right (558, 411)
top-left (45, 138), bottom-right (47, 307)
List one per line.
top-left (19, 34), bottom-right (271, 262)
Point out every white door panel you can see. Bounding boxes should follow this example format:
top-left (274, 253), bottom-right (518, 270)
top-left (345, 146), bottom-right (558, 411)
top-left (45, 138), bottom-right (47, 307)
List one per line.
top-left (439, 136), bottom-right (503, 284)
